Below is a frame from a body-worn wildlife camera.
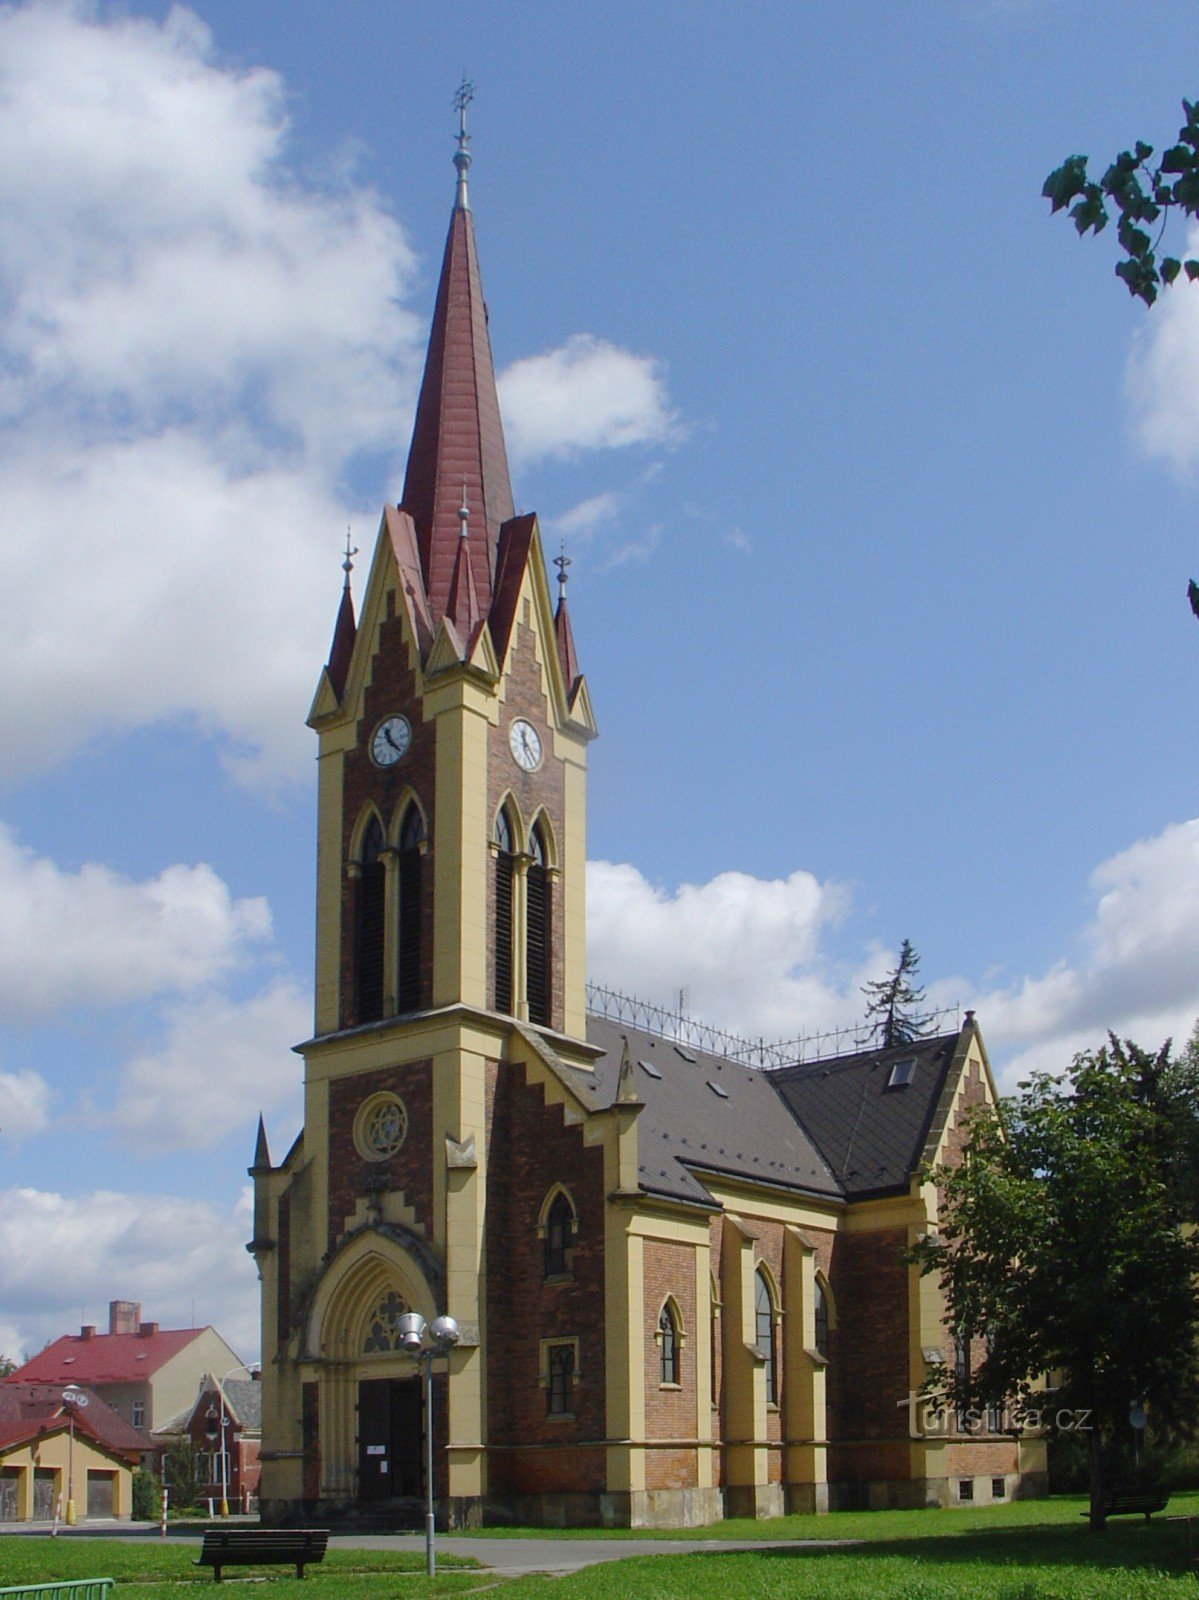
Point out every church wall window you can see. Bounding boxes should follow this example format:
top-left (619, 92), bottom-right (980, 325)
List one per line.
top-left (542, 1339), bottom-right (577, 1418)
top-left (540, 1187), bottom-right (576, 1279)
top-left (396, 802), bottom-right (424, 1013)
top-left (814, 1279), bottom-right (830, 1361)
top-left (355, 815), bottom-right (386, 1023)
top-left (526, 820), bottom-right (552, 1027)
top-left (657, 1299), bottom-right (682, 1387)
top-left (756, 1266), bottom-right (778, 1406)
top-left (494, 807), bottom-right (515, 1014)
top-left (363, 1290), bottom-right (409, 1353)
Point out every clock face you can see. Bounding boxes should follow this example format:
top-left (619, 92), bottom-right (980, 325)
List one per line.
top-left (508, 718), bottom-right (543, 772)
top-left (371, 715), bottom-right (411, 768)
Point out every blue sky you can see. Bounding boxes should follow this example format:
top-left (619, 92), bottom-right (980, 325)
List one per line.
top-left (4, 0), bottom-right (1199, 1361)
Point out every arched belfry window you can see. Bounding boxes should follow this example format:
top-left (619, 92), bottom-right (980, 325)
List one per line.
top-left (494, 808), bottom-right (515, 1015)
top-left (756, 1266), bottom-right (778, 1405)
top-left (356, 815), bottom-right (386, 1024)
top-left (396, 803), bottom-right (424, 1013)
top-left (526, 820), bottom-right (552, 1027)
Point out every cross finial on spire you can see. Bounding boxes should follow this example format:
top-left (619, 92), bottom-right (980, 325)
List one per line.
top-left (342, 527), bottom-right (358, 592)
top-left (458, 480), bottom-right (470, 538)
top-left (554, 545), bottom-right (572, 602)
top-left (453, 75), bottom-right (475, 211)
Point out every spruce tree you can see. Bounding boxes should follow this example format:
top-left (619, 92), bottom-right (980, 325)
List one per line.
top-left (861, 938), bottom-right (929, 1048)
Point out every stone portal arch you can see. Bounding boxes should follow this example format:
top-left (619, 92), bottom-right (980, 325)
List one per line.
top-left (304, 1230), bottom-right (440, 1503)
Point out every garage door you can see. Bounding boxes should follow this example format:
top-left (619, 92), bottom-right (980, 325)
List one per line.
top-left (0, 1467), bottom-right (18, 1521)
top-left (86, 1470), bottom-right (114, 1519)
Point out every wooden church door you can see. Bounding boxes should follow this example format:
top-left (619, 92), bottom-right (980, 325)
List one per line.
top-left (357, 1377), bottom-right (422, 1500)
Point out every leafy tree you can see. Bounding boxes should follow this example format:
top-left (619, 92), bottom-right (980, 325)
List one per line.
top-left (861, 938), bottom-right (929, 1048)
top-left (910, 1036), bottom-right (1199, 1530)
top-left (131, 1466), bottom-right (160, 1522)
top-left (162, 1439), bottom-right (202, 1510)
top-left (0, 1355), bottom-right (18, 1377)
top-left (1043, 101), bottom-right (1199, 305)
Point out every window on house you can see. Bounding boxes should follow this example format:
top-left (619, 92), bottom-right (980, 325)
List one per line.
top-left (527, 821), bottom-right (551, 1027)
top-left (131, 1401), bottom-right (145, 1430)
top-left (494, 809), bottom-right (514, 1014)
top-left (659, 1303), bottom-right (680, 1386)
top-left (813, 1280), bottom-right (830, 1361)
top-left (546, 1343), bottom-right (574, 1416)
top-left (397, 803), bottom-right (424, 1013)
top-left (355, 815), bottom-right (386, 1023)
top-left (755, 1267), bottom-right (777, 1405)
top-left (544, 1191), bottom-right (575, 1278)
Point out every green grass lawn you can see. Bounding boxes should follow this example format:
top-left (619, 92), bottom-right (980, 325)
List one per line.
top-left (0, 1539), bottom-right (482, 1599)
top-left (4, 1495), bottom-right (1199, 1600)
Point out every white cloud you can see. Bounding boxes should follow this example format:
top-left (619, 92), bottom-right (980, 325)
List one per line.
top-left (110, 980), bottom-right (309, 1153)
top-left (0, 1185), bottom-right (260, 1363)
top-left (967, 818), bottom-right (1199, 1085)
top-left (0, 1067), bottom-right (51, 1141)
top-left (1128, 225), bottom-right (1199, 471)
top-left (547, 491), bottom-right (623, 541)
top-left (0, 0), bottom-right (421, 785)
top-left (0, 823), bottom-right (270, 1021)
top-left (586, 858), bottom-right (858, 1042)
top-left (588, 818), bottom-right (1199, 1084)
top-left (499, 335), bottom-right (679, 465)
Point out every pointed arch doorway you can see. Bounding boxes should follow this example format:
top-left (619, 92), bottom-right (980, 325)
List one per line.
top-left (308, 1239), bottom-right (439, 1508)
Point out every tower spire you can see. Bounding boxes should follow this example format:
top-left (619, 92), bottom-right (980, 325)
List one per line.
top-left (453, 76), bottom-right (474, 212)
top-left (400, 84), bottom-right (515, 625)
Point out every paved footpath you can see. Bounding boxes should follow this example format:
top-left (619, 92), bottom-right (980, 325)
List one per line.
top-left (6, 1523), bottom-right (851, 1577)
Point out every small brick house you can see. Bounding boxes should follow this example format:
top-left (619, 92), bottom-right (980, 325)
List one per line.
top-left (250, 121), bottom-right (1044, 1529)
top-left (157, 1373), bottom-right (262, 1511)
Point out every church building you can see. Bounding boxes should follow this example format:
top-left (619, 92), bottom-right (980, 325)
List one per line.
top-left (250, 111), bottom-right (1045, 1529)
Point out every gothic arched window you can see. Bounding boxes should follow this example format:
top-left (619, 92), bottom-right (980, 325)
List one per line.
top-left (356, 815), bottom-right (386, 1024)
top-left (814, 1280), bottom-right (830, 1361)
top-left (756, 1267), bottom-right (778, 1405)
top-left (396, 803), bottom-right (424, 1013)
top-left (526, 820), bottom-right (551, 1027)
top-left (494, 808), bottom-right (515, 1015)
top-left (659, 1301), bottom-right (680, 1386)
top-left (543, 1190), bottom-right (575, 1278)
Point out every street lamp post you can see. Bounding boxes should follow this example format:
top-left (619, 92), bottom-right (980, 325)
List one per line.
top-left (61, 1385), bottom-right (88, 1526)
top-left (215, 1363), bottom-right (261, 1517)
top-left (394, 1313), bottom-right (459, 1577)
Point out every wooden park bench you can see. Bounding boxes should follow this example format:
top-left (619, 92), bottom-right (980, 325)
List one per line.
top-left (0, 1584), bottom-right (114, 1600)
top-left (1081, 1491), bottom-right (1169, 1523)
top-left (195, 1527), bottom-right (329, 1582)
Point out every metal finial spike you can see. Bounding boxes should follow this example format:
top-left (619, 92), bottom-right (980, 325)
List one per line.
top-left (554, 544), bottom-right (572, 601)
top-left (458, 481), bottom-right (470, 538)
top-left (452, 75), bottom-right (475, 211)
top-left (342, 527), bottom-right (358, 591)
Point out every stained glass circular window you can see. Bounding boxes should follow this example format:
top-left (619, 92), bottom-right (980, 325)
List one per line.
top-left (355, 1092), bottom-right (408, 1160)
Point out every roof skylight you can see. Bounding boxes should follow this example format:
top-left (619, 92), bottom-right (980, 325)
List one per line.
top-left (888, 1058), bottom-right (916, 1089)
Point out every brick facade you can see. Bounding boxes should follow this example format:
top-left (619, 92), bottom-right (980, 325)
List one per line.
top-left (326, 1060), bottom-right (433, 1244)
top-left (485, 1061), bottom-right (606, 1496)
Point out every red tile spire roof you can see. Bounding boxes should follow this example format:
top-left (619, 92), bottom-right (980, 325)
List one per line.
top-left (400, 121), bottom-right (514, 626)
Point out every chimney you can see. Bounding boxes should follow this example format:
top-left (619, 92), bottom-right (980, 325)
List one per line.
top-left (80, 1325), bottom-right (95, 1340)
top-left (109, 1300), bottom-right (140, 1336)
top-left (138, 1322), bottom-right (159, 1338)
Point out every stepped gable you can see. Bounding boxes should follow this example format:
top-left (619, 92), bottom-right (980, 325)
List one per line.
top-left (770, 1032), bottom-right (959, 1199)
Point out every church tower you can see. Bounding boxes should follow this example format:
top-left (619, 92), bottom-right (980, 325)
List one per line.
top-left (251, 100), bottom-right (607, 1527)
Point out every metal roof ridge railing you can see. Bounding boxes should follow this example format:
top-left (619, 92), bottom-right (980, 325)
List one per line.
top-left (584, 982), bottom-right (960, 1070)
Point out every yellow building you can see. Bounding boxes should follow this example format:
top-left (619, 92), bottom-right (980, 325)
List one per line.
top-left (0, 1384), bottom-right (139, 1523)
top-left (251, 116), bottom-right (1045, 1529)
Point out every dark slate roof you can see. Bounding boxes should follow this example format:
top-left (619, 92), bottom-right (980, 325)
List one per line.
top-left (769, 1033), bottom-right (958, 1199)
top-left (222, 1378), bottom-right (262, 1431)
top-left (582, 1016), bottom-right (842, 1207)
